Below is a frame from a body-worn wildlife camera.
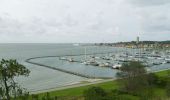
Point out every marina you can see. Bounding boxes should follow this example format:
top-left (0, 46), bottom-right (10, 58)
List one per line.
top-left (0, 43), bottom-right (170, 92)
top-left (26, 45), bottom-right (170, 79)
top-left (0, 0), bottom-right (170, 99)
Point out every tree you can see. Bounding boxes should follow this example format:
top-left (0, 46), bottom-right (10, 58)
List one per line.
top-left (116, 61), bottom-right (148, 94)
top-left (0, 59), bottom-right (30, 100)
top-left (166, 82), bottom-right (170, 97)
top-left (41, 92), bottom-right (59, 100)
top-left (84, 87), bottom-right (107, 100)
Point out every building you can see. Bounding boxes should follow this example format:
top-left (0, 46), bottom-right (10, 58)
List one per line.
top-left (136, 36), bottom-right (139, 44)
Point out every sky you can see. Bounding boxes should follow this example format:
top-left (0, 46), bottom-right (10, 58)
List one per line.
top-left (0, 0), bottom-right (170, 43)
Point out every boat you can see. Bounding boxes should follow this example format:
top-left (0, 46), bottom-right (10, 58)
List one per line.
top-left (81, 47), bottom-right (89, 65)
top-left (101, 56), bottom-right (111, 60)
top-left (68, 58), bottom-right (74, 62)
top-left (116, 58), bottom-right (129, 62)
top-left (73, 43), bottom-right (80, 46)
top-left (82, 61), bottom-right (90, 65)
top-left (94, 56), bottom-right (100, 59)
top-left (59, 57), bottom-right (67, 60)
top-left (82, 59), bottom-right (99, 66)
top-left (99, 63), bottom-right (106, 67)
top-left (104, 62), bottom-right (112, 67)
top-left (112, 64), bottom-right (122, 69)
top-left (152, 61), bottom-right (162, 65)
top-left (89, 61), bottom-right (99, 66)
top-left (99, 62), bottom-right (112, 67)
top-left (162, 61), bottom-right (167, 64)
top-left (157, 57), bottom-right (165, 60)
top-left (165, 58), bottom-right (170, 63)
top-left (147, 56), bottom-right (157, 60)
top-left (166, 50), bottom-right (170, 54)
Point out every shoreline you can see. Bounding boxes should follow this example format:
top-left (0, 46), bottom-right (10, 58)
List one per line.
top-left (25, 52), bottom-right (118, 79)
top-left (30, 67), bottom-right (170, 94)
top-left (30, 78), bottom-right (112, 94)
top-left (25, 50), bottom-right (170, 94)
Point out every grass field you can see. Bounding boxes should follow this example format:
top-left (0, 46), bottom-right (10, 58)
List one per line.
top-left (38, 81), bottom-right (118, 98)
top-left (33, 69), bottom-right (170, 99)
top-left (155, 69), bottom-right (170, 77)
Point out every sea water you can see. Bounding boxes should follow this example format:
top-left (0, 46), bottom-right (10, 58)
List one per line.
top-left (0, 43), bottom-right (122, 92)
top-left (0, 43), bottom-right (170, 93)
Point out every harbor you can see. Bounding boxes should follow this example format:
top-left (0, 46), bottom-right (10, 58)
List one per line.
top-left (26, 45), bottom-right (170, 79)
top-left (0, 43), bottom-right (170, 92)
top-left (0, 0), bottom-right (170, 99)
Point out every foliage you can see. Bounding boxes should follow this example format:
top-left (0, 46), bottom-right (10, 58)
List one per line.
top-left (166, 81), bottom-right (170, 97)
top-left (147, 73), bottom-right (159, 86)
top-left (83, 87), bottom-right (108, 100)
top-left (0, 59), bottom-right (30, 100)
top-left (116, 61), bottom-right (148, 94)
top-left (41, 92), bottom-right (58, 100)
top-left (32, 69), bottom-right (170, 100)
top-left (115, 61), bottom-right (164, 100)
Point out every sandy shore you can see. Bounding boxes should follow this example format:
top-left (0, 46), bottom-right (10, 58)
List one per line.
top-left (30, 67), bottom-right (170, 94)
top-left (30, 78), bottom-right (114, 94)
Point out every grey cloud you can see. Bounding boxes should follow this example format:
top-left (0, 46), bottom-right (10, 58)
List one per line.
top-left (0, 16), bottom-right (47, 37)
top-left (138, 9), bottom-right (170, 32)
top-left (0, 0), bottom-right (170, 42)
top-left (127, 0), bottom-right (170, 7)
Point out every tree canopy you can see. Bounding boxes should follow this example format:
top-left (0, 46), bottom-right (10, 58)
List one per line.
top-left (117, 61), bottom-right (149, 94)
top-left (0, 59), bottom-right (30, 100)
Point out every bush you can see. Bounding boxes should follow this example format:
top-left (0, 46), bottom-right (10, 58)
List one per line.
top-left (42, 92), bottom-right (55, 100)
top-left (147, 73), bottom-right (159, 86)
top-left (84, 87), bottom-right (107, 100)
top-left (156, 77), bottom-right (168, 88)
top-left (32, 94), bottom-right (39, 100)
top-left (166, 82), bottom-right (170, 97)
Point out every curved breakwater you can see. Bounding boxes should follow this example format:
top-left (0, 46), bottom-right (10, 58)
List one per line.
top-left (24, 49), bottom-right (170, 80)
top-left (25, 52), bottom-right (116, 79)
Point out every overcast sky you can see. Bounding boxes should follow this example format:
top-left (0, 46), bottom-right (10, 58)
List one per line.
top-left (0, 0), bottom-right (170, 43)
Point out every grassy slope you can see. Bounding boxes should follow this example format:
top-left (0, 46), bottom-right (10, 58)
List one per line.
top-left (38, 81), bottom-right (118, 98)
top-left (36, 69), bottom-right (170, 99)
top-left (155, 69), bottom-right (170, 77)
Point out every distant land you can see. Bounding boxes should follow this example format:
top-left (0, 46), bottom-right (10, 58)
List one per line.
top-left (95, 40), bottom-right (170, 48)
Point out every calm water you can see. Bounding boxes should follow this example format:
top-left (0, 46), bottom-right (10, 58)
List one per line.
top-left (0, 43), bottom-right (123, 92)
top-left (0, 43), bottom-right (169, 92)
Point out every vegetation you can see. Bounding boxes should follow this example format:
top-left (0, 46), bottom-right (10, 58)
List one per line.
top-left (117, 61), bottom-right (147, 93)
top-left (34, 61), bottom-right (170, 100)
top-left (96, 40), bottom-right (170, 49)
top-left (1, 59), bottom-right (170, 100)
top-left (113, 40), bottom-right (170, 45)
top-left (82, 61), bottom-right (170, 100)
top-left (0, 59), bottom-right (30, 100)
top-left (36, 81), bottom-right (118, 99)
top-left (83, 87), bottom-right (107, 100)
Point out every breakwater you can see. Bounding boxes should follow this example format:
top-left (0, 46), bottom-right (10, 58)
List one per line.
top-left (25, 52), bottom-right (116, 79)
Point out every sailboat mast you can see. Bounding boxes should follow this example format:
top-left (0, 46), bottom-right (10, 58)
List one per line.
top-left (85, 47), bottom-right (87, 60)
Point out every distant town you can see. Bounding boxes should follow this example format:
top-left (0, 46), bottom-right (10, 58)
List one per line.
top-left (95, 37), bottom-right (170, 49)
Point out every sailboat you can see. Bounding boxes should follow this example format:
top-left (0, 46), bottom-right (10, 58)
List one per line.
top-left (82, 47), bottom-right (99, 66)
top-left (112, 64), bottom-right (122, 69)
top-left (73, 43), bottom-right (80, 46)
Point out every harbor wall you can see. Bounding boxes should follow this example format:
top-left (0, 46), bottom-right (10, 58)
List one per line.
top-left (25, 52), bottom-right (115, 79)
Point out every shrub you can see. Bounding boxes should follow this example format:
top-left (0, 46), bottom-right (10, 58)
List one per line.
top-left (83, 87), bottom-right (107, 100)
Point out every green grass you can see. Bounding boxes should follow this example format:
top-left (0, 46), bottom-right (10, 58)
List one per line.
top-left (38, 81), bottom-right (118, 98)
top-left (117, 94), bottom-right (140, 100)
top-left (155, 69), bottom-right (170, 77)
top-left (34, 69), bottom-right (170, 99)
top-left (154, 88), bottom-right (167, 98)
